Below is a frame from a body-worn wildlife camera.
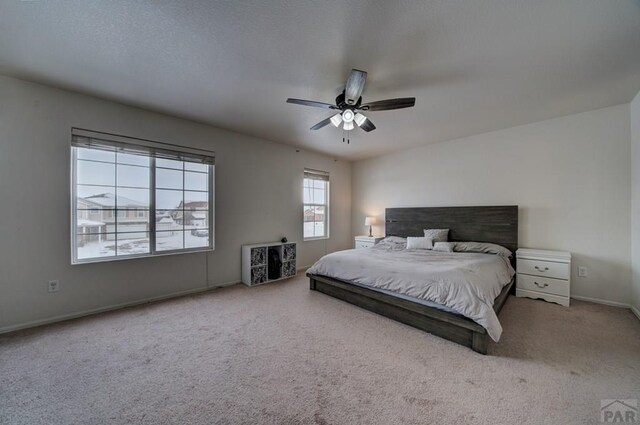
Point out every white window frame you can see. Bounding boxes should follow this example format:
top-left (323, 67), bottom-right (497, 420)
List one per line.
top-left (71, 128), bottom-right (215, 264)
top-left (303, 169), bottom-right (330, 241)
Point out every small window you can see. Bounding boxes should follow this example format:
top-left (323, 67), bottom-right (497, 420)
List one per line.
top-left (71, 129), bottom-right (215, 264)
top-left (303, 169), bottom-right (329, 240)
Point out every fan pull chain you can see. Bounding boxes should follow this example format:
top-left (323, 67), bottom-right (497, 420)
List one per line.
top-left (341, 129), bottom-right (350, 144)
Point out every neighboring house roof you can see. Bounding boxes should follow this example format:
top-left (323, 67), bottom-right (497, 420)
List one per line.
top-left (191, 212), bottom-right (207, 219)
top-left (304, 208), bottom-right (324, 216)
top-left (83, 193), bottom-right (146, 208)
top-left (178, 201), bottom-right (208, 209)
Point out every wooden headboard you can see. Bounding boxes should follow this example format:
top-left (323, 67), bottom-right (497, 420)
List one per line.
top-left (385, 206), bottom-right (518, 255)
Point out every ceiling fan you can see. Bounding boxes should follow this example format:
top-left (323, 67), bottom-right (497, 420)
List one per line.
top-left (286, 69), bottom-right (416, 133)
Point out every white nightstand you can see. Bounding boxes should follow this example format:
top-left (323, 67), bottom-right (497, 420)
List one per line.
top-left (515, 248), bottom-right (571, 307)
top-left (354, 236), bottom-right (384, 249)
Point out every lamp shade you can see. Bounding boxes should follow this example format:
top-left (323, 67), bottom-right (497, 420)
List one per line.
top-left (364, 216), bottom-right (375, 226)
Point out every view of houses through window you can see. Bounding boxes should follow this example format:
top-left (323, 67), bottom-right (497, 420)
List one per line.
top-left (303, 169), bottom-right (329, 240)
top-left (73, 140), bottom-right (214, 263)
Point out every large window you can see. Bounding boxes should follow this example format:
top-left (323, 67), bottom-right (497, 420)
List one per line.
top-left (71, 129), bottom-right (215, 264)
top-left (303, 169), bottom-right (329, 240)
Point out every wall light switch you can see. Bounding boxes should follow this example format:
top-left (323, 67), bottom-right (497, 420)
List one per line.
top-left (48, 280), bottom-right (60, 292)
top-left (577, 267), bottom-right (588, 278)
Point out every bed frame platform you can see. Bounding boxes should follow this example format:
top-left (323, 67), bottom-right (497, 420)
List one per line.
top-left (308, 205), bottom-right (518, 354)
top-left (308, 273), bottom-right (513, 354)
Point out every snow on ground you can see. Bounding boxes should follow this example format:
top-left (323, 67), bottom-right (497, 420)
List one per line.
top-left (78, 230), bottom-right (209, 260)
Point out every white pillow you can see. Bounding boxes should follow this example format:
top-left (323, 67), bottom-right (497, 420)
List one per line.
top-left (406, 237), bottom-right (433, 250)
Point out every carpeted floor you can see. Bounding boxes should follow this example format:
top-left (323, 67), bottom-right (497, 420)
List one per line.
top-left (1, 273), bottom-right (639, 425)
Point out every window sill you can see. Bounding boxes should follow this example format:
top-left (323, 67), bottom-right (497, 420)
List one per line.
top-left (71, 247), bottom-right (214, 265)
top-left (303, 236), bottom-right (330, 242)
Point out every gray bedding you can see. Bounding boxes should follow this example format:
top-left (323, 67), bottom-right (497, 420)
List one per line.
top-left (307, 243), bottom-right (515, 341)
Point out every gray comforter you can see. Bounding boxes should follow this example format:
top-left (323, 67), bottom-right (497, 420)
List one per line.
top-left (307, 244), bottom-right (515, 341)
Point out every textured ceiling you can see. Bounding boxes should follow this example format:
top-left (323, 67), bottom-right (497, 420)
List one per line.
top-left (1, 0), bottom-right (640, 161)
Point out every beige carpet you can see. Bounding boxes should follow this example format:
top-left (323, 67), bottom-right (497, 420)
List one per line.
top-left (1, 273), bottom-right (639, 425)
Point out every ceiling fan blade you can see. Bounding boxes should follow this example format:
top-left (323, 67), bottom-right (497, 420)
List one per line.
top-left (310, 116), bottom-right (334, 130)
top-left (286, 98), bottom-right (337, 109)
top-left (360, 97), bottom-right (416, 111)
top-left (359, 118), bottom-right (376, 132)
top-left (344, 69), bottom-right (367, 105)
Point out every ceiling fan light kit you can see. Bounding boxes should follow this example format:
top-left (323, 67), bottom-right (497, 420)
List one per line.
top-left (342, 109), bottom-right (355, 123)
top-left (286, 69), bottom-right (416, 142)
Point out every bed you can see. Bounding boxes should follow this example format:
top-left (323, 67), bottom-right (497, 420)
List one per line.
top-left (306, 206), bottom-right (518, 354)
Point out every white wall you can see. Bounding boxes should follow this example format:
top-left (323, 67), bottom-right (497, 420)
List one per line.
top-left (0, 76), bottom-right (351, 332)
top-left (631, 90), bottom-right (640, 316)
top-left (352, 105), bottom-right (631, 305)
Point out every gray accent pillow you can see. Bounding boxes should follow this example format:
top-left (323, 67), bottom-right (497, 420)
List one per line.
top-left (433, 242), bottom-right (455, 252)
top-left (423, 228), bottom-right (449, 243)
top-left (453, 241), bottom-right (512, 258)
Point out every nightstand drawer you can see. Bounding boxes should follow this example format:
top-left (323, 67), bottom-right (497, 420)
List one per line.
top-left (517, 258), bottom-right (570, 280)
top-left (355, 241), bottom-right (374, 249)
top-left (517, 274), bottom-right (569, 297)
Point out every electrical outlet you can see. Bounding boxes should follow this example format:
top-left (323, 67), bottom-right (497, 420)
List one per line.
top-left (48, 280), bottom-right (60, 292)
top-left (577, 267), bottom-right (588, 278)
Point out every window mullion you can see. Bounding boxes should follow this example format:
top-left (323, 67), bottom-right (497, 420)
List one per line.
top-left (114, 153), bottom-right (118, 256)
top-left (150, 156), bottom-right (157, 254)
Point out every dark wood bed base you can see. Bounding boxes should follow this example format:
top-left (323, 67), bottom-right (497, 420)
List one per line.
top-left (308, 205), bottom-right (518, 354)
top-left (308, 273), bottom-right (514, 354)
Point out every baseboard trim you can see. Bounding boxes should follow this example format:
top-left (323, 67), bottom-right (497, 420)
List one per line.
top-left (0, 280), bottom-right (239, 335)
top-left (570, 295), bottom-right (630, 308)
top-left (9, 277), bottom-right (633, 334)
top-left (631, 306), bottom-right (640, 322)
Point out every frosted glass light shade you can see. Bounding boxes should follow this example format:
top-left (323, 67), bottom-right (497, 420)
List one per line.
top-left (354, 113), bottom-right (367, 127)
top-left (330, 113), bottom-right (342, 127)
top-left (343, 121), bottom-right (354, 131)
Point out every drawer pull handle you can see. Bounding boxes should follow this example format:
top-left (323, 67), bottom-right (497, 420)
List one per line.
top-left (534, 266), bottom-right (549, 272)
top-left (534, 281), bottom-right (549, 288)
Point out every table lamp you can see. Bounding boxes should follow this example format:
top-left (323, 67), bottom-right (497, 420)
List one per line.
top-left (364, 216), bottom-right (375, 237)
